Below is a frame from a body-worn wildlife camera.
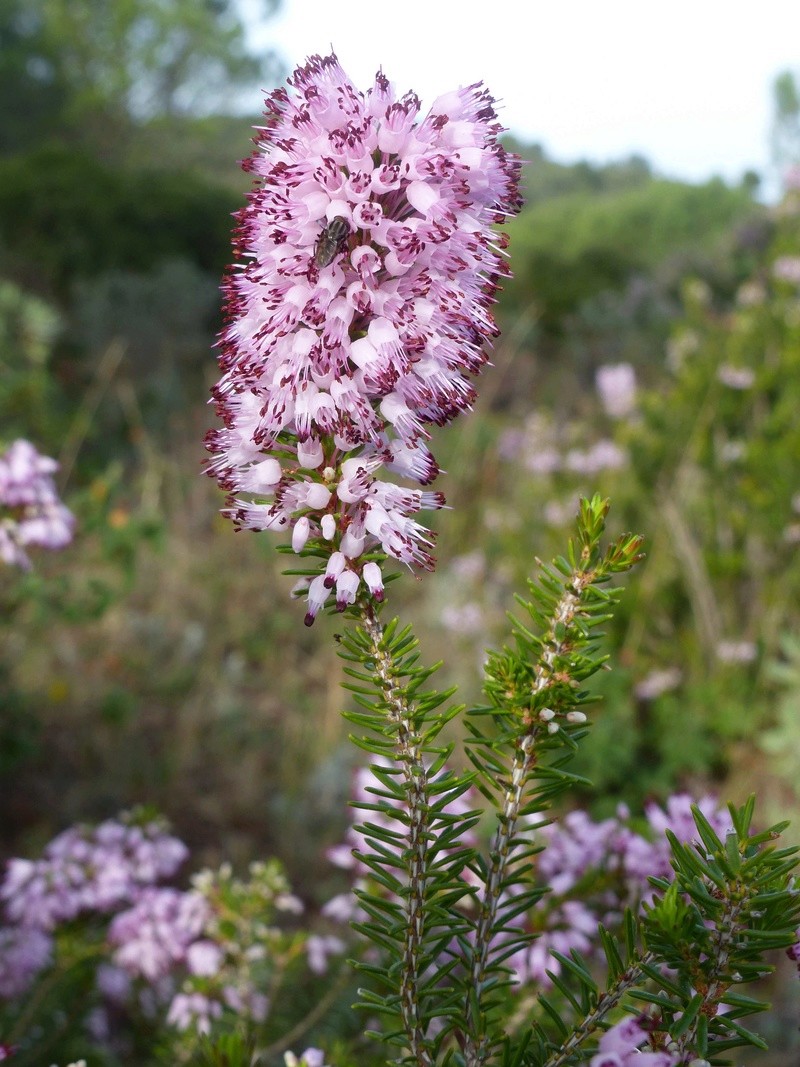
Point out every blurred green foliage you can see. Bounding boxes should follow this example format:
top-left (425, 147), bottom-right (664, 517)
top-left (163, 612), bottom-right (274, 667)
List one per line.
top-left (504, 177), bottom-right (761, 336)
top-left (0, 146), bottom-right (237, 297)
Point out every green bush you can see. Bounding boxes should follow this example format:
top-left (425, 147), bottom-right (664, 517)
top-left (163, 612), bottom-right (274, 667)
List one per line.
top-left (0, 146), bottom-right (237, 297)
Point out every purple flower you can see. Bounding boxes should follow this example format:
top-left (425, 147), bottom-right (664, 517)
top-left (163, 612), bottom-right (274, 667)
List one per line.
top-left (166, 991), bottom-right (223, 1035)
top-left (0, 814), bottom-right (188, 930)
top-left (206, 52), bottom-right (521, 622)
top-left (0, 925), bottom-right (53, 999)
top-left (590, 1015), bottom-right (678, 1066)
top-left (305, 933), bottom-right (346, 975)
top-left (535, 809), bottom-right (624, 895)
top-left (109, 887), bottom-right (211, 982)
top-left (95, 962), bottom-right (132, 1003)
top-left (0, 439), bottom-right (75, 570)
top-left (620, 794), bottom-right (733, 901)
top-left (509, 899), bottom-right (598, 985)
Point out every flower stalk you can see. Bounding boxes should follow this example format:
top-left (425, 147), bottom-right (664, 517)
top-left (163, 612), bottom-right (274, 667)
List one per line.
top-left (359, 600), bottom-right (433, 1067)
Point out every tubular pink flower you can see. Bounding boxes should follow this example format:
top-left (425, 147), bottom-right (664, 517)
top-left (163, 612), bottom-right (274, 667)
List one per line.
top-left (207, 52), bottom-right (521, 620)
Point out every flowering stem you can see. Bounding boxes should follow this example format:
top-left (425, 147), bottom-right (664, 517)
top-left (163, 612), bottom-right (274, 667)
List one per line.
top-left (671, 892), bottom-right (746, 1060)
top-left (465, 734), bottom-right (535, 1067)
top-left (359, 599), bottom-right (433, 1067)
top-left (464, 568), bottom-right (602, 1067)
top-left (541, 951), bottom-right (656, 1067)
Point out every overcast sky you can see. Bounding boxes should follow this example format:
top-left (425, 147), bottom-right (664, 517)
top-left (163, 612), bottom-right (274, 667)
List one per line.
top-left (247, 0), bottom-right (799, 190)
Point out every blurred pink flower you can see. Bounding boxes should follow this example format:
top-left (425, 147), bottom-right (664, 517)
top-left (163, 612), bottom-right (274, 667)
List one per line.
top-left (716, 365), bottom-right (754, 390)
top-left (0, 925), bottom-right (52, 999)
top-left (773, 255), bottom-right (800, 285)
top-left (595, 362), bottom-right (637, 419)
top-left (109, 887), bottom-right (210, 982)
top-left (784, 163), bottom-right (800, 192)
top-left (590, 1015), bottom-right (678, 1066)
top-left (634, 667), bottom-right (682, 701)
top-left (0, 439), bottom-right (74, 569)
top-left (305, 933), bottom-right (346, 975)
top-left (564, 440), bottom-right (626, 475)
top-left (1, 814), bottom-right (188, 930)
top-left (715, 639), bottom-right (757, 664)
top-left (166, 991), bottom-right (223, 1035)
top-left (207, 52), bottom-right (521, 622)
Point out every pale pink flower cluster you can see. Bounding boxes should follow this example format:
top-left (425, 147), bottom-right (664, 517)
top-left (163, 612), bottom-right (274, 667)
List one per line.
top-left (509, 898), bottom-right (599, 986)
top-left (530, 796), bottom-right (729, 983)
top-left (715, 639), bottom-right (757, 665)
top-left (107, 860), bottom-right (299, 1030)
top-left (773, 254), bottom-right (800, 285)
top-left (0, 813), bottom-right (187, 1006)
top-left (516, 789), bottom-right (715, 984)
top-left (207, 52), bottom-right (521, 623)
top-left (166, 991), bottom-right (223, 1035)
top-left (590, 1016), bottom-right (678, 1067)
top-left (108, 887), bottom-right (211, 983)
top-left (634, 666), bottom-right (683, 701)
top-left (498, 414), bottom-right (627, 481)
top-left (564, 440), bottom-right (626, 475)
top-left (284, 1049), bottom-right (331, 1067)
top-left (0, 439), bottom-right (75, 569)
top-left (534, 809), bottom-right (624, 895)
top-left (595, 362), bottom-right (637, 419)
top-left (716, 364), bottom-right (755, 390)
top-left (0, 816), bottom-right (315, 1040)
top-left (619, 794), bottom-right (733, 902)
top-left (1, 815), bottom-right (188, 930)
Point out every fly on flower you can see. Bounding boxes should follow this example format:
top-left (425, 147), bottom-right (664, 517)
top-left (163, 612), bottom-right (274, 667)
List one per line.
top-left (313, 216), bottom-right (351, 268)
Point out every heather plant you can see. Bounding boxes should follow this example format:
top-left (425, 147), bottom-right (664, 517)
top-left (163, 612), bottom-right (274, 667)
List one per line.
top-left (3, 48), bottom-right (800, 1067)
top-left (196, 52), bottom-right (800, 1067)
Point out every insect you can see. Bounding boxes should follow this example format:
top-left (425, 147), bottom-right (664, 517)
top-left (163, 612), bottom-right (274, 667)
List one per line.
top-left (313, 216), bottom-right (351, 268)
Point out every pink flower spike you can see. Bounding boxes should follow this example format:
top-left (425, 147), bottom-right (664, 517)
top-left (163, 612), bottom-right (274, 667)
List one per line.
top-left (206, 51), bottom-right (521, 618)
top-left (0, 439), bottom-right (75, 569)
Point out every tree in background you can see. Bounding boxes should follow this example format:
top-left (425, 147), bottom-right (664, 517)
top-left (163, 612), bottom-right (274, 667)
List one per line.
top-left (0, 0), bottom-right (282, 155)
